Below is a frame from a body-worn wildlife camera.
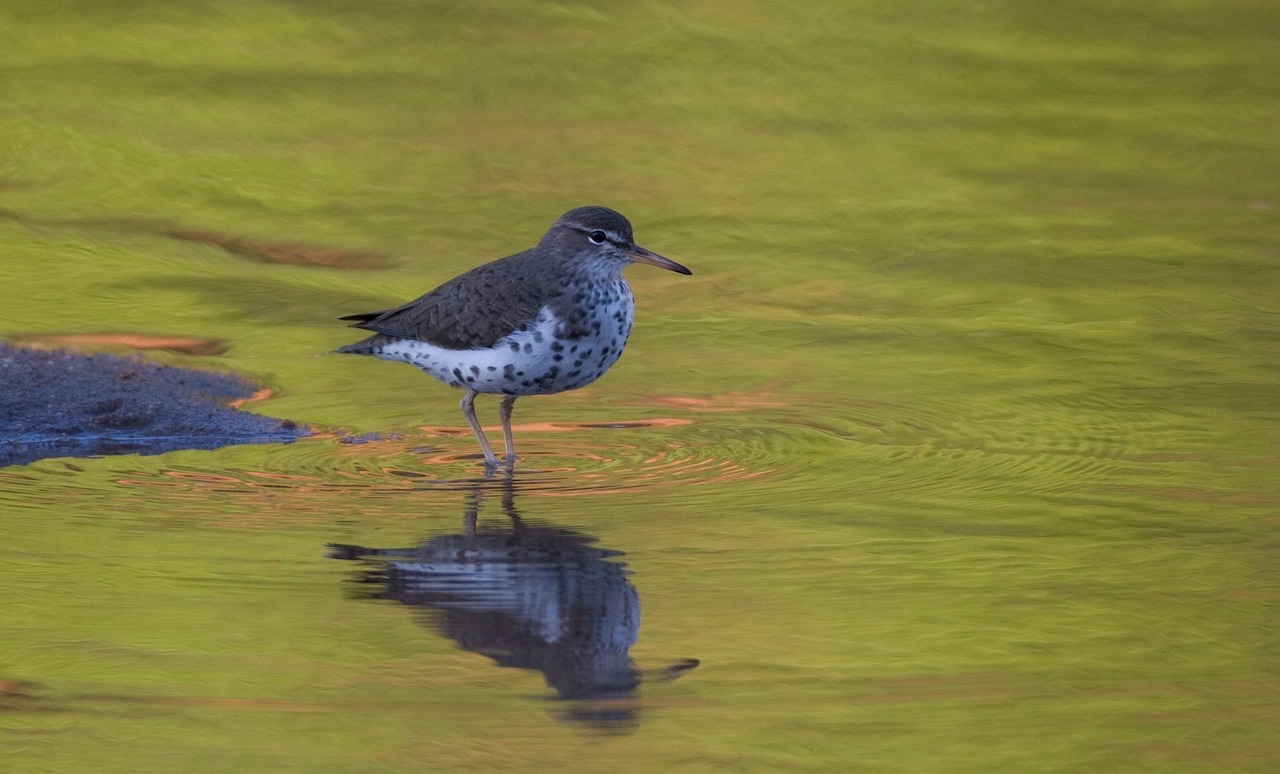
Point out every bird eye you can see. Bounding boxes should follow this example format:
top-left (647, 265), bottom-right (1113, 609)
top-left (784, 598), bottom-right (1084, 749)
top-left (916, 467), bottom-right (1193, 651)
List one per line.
top-left (588, 230), bottom-right (607, 245)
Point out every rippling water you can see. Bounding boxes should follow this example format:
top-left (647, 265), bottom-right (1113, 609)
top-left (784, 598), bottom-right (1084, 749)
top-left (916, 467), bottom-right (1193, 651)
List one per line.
top-left (4, 1), bottom-right (1280, 772)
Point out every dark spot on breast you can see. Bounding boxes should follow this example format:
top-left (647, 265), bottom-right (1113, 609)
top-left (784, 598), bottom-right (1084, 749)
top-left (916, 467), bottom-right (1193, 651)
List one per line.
top-left (509, 342), bottom-right (520, 352)
top-left (470, 365), bottom-right (480, 375)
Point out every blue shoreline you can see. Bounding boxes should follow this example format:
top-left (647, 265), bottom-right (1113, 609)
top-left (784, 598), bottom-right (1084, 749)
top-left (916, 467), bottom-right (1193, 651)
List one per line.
top-left (0, 342), bottom-right (308, 468)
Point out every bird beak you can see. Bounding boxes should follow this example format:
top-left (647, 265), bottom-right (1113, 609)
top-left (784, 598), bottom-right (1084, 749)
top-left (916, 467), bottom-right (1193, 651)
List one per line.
top-left (628, 244), bottom-right (692, 275)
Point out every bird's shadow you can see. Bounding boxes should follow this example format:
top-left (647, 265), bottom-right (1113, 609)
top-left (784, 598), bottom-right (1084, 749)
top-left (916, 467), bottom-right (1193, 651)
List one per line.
top-left (328, 472), bottom-right (698, 731)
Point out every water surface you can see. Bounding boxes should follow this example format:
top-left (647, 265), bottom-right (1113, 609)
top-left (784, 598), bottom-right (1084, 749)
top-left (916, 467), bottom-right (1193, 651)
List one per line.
top-left (2, 1), bottom-right (1279, 771)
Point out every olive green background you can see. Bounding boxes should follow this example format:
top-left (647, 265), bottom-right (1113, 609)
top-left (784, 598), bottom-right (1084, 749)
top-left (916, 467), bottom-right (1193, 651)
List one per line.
top-left (2, 1), bottom-right (1278, 771)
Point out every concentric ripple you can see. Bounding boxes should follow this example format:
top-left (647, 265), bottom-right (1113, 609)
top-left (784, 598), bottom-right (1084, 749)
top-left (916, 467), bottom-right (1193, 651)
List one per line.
top-left (100, 415), bottom-right (802, 514)
top-left (758, 391), bottom-right (1219, 512)
top-left (8, 384), bottom-right (1224, 524)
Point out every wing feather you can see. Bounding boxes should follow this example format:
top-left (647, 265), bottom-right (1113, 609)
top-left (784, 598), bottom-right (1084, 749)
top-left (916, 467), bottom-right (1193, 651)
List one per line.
top-left (340, 251), bottom-right (556, 350)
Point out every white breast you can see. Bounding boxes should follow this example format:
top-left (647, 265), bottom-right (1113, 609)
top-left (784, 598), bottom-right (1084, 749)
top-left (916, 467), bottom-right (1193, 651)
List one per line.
top-left (371, 292), bottom-right (635, 396)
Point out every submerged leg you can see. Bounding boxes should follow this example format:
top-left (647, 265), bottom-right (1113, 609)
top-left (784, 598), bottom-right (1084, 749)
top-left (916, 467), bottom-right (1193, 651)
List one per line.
top-left (459, 390), bottom-right (498, 466)
top-left (499, 394), bottom-right (518, 464)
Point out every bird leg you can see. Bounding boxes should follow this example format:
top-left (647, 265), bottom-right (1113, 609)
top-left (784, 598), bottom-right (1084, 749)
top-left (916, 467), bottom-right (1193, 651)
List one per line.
top-left (459, 390), bottom-right (499, 466)
top-left (499, 394), bottom-right (518, 465)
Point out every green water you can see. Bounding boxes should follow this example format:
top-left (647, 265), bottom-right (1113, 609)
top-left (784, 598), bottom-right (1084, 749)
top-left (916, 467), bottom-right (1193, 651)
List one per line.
top-left (3, 1), bottom-right (1279, 771)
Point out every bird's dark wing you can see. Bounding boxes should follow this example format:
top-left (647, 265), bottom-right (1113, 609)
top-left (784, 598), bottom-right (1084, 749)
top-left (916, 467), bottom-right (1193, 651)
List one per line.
top-left (336, 311), bottom-right (381, 323)
top-left (340, 251), bottom-right (555, 350)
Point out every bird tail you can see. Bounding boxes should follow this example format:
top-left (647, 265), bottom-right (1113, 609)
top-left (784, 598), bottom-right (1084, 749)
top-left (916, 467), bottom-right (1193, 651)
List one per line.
top-left (332, 335), bottom-right (381, 356)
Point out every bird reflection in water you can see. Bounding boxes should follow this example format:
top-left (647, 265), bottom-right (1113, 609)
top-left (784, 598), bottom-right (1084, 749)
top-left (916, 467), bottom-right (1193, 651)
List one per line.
top-left (329, 474), bottom-right (698, 730)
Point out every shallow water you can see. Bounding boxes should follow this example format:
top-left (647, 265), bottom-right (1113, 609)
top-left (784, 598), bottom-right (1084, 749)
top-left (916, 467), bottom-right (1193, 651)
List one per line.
top-left (3, 1), bottom-right (1280, 771)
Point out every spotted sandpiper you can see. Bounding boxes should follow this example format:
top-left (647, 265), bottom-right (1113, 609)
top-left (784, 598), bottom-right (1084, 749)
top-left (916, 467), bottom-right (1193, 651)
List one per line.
top-left (336, 206), bottom-right (691, 467)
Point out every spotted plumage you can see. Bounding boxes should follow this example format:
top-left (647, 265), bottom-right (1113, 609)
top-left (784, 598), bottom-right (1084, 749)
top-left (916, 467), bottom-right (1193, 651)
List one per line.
top-left (336, 206), bottom-right (690, 467)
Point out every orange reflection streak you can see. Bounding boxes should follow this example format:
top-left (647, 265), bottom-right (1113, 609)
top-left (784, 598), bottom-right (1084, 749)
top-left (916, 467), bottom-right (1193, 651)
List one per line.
top-left (228, 388), bottom-right (275, 408)
top-left (627, 392), bottom-right (787, 412)
top-left (165, 228), bottom-right (392, 268)
top-left (11, 333), bottom-right (230, 356)
top-left (110, 416), bottom-right (777, 518)
top-left (416, 417), bottom-right (694, 435)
